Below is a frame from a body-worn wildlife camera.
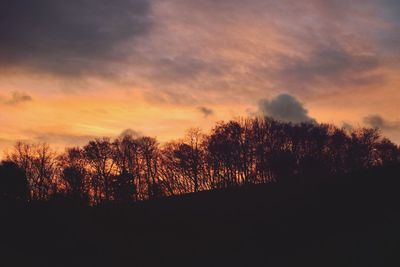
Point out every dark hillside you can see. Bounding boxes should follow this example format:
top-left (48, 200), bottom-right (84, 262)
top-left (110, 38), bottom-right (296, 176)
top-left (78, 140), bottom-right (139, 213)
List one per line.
top-left (3, 166), bottom-right (400, 267)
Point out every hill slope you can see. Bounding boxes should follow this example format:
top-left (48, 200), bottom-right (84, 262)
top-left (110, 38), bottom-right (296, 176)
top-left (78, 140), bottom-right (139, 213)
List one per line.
top-left (3, 166), bottom-right (400, 267)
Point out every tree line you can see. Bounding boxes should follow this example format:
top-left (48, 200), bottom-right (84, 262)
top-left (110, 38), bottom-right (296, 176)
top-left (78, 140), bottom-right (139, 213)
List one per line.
top-left (1, 117), bottom-right (399, 204)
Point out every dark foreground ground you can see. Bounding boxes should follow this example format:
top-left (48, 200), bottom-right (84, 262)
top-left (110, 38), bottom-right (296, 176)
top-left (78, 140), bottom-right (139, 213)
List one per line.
top-left (2, 167), bottom-right (400, 267)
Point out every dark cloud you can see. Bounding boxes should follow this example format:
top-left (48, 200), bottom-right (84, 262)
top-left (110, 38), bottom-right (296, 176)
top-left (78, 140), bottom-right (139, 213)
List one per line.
top-left (383, 0), bottom-right (400, 20)
top-left (197, 106), bottom-right (214, 118)
top-left (0, 0), bottom-right (151, 76)
top-left (3, 91), bottom-right (32, 105)
top-left (259, 94), bottom-right (315, 123)
top-left (363, 115), bottom-right (400, 130)
top-left (119, 129), bottom-right (142, 139)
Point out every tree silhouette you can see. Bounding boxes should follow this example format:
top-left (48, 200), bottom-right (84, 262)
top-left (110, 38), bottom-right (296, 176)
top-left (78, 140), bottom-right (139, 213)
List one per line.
top-left (112, 170), bottom-right (135, 203)
top-left (7, 142), bottom-right (57, 200)
top-left (2, 116), bottom-right (399, 205)
top-left (159, 128), bottom-right (205, 194)
top-left (83, 138), bottom-right (115, 203)
top-left (0, 161), bottom-right (29, 201)
top-left (59, 147), bottom-right (89, 202)
top-left (112, 135), bottom-right (141, 201)
top-left (137, 137), bottom-right (162, 199)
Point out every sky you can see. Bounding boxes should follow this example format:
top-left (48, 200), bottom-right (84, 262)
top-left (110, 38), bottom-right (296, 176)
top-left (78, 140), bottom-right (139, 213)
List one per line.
top-left (0, 0), bottom-right (399, 155)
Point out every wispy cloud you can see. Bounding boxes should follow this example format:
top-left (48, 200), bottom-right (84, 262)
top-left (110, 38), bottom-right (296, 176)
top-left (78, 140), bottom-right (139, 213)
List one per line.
top-left (197, 106), bottom-right (214, 118)
top-left (33, 132), bottom-right (99, 146)
top-left (2, 91), bottom-right (32, 105)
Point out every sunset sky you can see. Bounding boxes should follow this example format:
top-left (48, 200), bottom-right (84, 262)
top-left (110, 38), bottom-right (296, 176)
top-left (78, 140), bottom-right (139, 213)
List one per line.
top-left (0, 0), bottom-right (399, 155)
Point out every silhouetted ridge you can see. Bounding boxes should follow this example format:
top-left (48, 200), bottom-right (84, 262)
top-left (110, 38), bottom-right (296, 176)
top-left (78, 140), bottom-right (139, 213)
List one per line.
top-left (2, 165), bottom-right (400, 266)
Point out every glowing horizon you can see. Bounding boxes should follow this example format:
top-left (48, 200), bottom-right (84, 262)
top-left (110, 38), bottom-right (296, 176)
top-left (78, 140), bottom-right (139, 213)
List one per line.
top-left (1, 0), bottom-right (399, 156)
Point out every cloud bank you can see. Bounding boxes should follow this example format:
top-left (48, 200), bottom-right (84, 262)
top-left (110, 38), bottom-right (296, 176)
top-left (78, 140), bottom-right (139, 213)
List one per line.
top-left (1, 0), bottom-right (398, 98)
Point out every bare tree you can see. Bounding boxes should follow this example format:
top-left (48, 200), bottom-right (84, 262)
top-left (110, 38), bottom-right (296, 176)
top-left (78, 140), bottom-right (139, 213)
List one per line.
top-left (83, 138), bottom-right (116, 203)
top-left (137, 137), bottom-right (161, 199)
top-left (112, 135), bottom-right (141, 201)
top-left (8, 142), bottom-right (57, 200)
